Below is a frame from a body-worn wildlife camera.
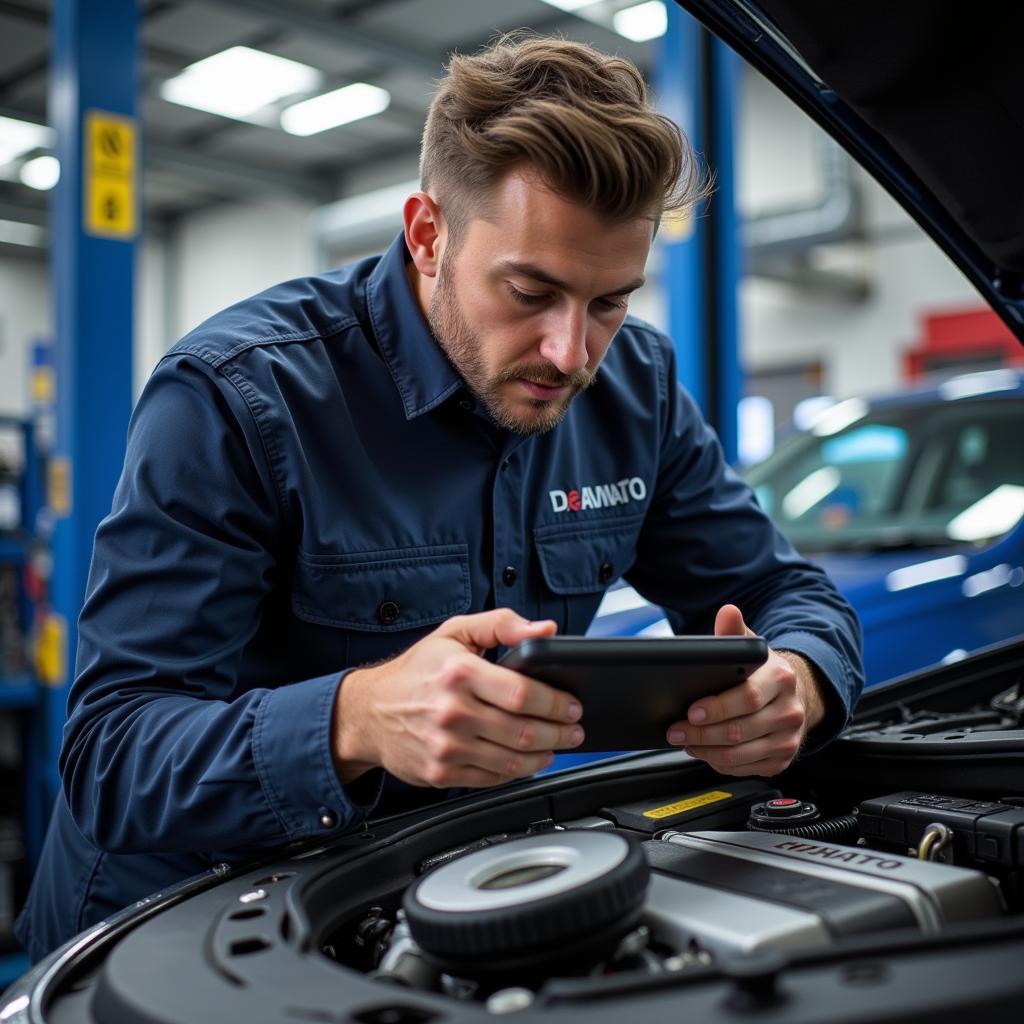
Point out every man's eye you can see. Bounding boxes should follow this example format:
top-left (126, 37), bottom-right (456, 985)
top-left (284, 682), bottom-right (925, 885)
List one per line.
top-left (597, 296), bottom-right (628, 312)
top-left (508, 285), bottom-right (547, 306)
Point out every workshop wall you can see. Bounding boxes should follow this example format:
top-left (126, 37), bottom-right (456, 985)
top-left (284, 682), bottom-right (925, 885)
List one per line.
top-left (0, 261), bottom-right (49, 417)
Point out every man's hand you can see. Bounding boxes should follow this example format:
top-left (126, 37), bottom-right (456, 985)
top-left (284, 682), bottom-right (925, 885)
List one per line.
top-left (665, 604), bottom-right (825, 776)
top-left (332, 610), bottom-right (585, 789)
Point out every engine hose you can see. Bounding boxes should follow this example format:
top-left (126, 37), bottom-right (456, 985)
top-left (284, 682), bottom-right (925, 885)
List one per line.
top-left (748, 814), bottom-right (860, 843)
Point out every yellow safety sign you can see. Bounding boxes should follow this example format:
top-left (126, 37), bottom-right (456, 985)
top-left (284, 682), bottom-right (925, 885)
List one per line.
top-left (35, 611), bottom-right (67, 688)
top-left (84, 110), bottom-right (137, 239)
top-left (642, 790), bottom-right (733, 819)
top-left (48, 456), bottom-right (72, 518)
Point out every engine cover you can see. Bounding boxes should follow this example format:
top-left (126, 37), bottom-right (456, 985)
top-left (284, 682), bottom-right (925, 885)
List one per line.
top-left (643, 830), bottom-right (1004, 957)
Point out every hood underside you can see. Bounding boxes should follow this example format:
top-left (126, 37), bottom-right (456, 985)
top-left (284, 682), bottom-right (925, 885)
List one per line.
top-left (677, 0), bottom-right (1024, 340)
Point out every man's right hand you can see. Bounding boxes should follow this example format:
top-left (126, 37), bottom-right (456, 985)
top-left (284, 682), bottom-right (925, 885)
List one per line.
top-left (332, 609), bottom-right (585, 788)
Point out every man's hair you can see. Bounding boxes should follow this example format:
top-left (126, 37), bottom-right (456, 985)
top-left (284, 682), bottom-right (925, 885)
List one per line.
top-left (421, 34), bottom-right (709, 238)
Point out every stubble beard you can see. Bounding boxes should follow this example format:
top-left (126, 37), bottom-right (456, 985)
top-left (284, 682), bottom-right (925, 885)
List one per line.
top-left (427, 257), bottom-right (597, 436)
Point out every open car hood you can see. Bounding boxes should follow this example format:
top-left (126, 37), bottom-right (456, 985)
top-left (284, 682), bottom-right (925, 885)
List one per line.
top-left (675, 0), bottom-right (1024, 345)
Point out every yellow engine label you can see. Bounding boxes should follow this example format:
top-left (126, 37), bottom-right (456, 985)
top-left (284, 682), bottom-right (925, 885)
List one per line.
top-left (642, 790), bottom-right (733, 820)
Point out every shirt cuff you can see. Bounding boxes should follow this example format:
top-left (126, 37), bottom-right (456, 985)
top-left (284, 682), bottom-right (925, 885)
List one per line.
top-left (769, 630), bottom-right (855, 755)
top-left (253, 669), bottom-right (383, 839)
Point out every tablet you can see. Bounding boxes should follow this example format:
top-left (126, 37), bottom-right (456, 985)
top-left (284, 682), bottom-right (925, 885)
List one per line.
top-left (497, 635), bottom-right (769, 751)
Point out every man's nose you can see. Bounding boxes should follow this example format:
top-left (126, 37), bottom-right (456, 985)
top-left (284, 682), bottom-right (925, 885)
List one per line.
top-left (538, 306), bottom-right (589, 376)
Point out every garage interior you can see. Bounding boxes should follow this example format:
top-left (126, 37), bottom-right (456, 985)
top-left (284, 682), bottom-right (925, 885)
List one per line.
top-left (0, 0), bottom-right (1022, 991)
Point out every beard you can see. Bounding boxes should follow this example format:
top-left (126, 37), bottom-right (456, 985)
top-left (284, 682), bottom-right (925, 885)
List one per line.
top-left (427, 255), bottom-right (597, 436)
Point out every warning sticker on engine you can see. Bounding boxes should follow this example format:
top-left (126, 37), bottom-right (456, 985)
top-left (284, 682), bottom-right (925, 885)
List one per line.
top-left (643, 791), bottom-right (733, 819)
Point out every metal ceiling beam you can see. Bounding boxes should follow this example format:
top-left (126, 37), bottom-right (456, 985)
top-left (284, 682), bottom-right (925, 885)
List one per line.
top-left (146, 139), bottom-right (334, 203)
top-left (214, 0), bottom-right (443, 74)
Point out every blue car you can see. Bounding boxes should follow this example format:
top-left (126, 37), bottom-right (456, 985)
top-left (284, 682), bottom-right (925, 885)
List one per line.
top-left (592, 368), bottom-right (1024, 688)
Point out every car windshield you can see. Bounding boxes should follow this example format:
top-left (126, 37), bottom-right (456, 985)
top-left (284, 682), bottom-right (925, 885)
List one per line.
top-left (744, 393), bottom-right (1024, 553)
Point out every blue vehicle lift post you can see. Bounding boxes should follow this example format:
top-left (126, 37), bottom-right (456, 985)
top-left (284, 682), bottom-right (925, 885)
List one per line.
top-left (47, 0), bottom-right (138, 798)
top-left (659, 4), bottom-right (743, 463)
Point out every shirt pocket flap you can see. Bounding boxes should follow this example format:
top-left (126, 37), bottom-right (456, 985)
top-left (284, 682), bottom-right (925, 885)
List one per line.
top-left (533, 516), bottom-right (642, 595)
top-left (292, 543), bottom-right (471, 631)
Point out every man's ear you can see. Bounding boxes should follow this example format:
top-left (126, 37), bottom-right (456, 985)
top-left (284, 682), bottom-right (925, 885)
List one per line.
top-left (403, 192), bottom-right (446, 279)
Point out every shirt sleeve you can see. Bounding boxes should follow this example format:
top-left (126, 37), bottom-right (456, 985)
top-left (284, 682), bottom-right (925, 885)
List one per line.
top-left (626, 339), bottom-right (865, 751)
top-left (60, 353), bottom-right (383, 856)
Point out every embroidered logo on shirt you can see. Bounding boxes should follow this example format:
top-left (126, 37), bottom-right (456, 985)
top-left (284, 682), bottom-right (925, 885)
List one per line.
top-left (549, 477), bottom-right (647, 513)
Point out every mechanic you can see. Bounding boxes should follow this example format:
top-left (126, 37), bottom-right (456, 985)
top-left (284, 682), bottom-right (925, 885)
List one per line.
top-left (17, 35), bottom-right (863, 962)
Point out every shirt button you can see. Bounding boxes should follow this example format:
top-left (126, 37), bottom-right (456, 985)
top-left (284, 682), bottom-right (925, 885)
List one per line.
top-left (377, 600), bottom-right (400, 625)
top-left (598, 561), bottom-right (614, 583)
top-left (502, 566), bottom-right (518, 586)
top-left (318, 807), bottom-right (338, 829)
top-left (458, 397), bottom-right (474, 411)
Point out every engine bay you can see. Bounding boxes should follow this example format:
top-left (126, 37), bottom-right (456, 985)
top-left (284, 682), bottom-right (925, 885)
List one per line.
top-left (15, 648), bottom-right (1024, 1024)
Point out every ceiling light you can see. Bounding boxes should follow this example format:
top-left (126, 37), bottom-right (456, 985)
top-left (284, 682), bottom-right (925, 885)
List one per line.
top-left (0, 218), bottom-right (45, 248)
top-left (19, 154), bottom-right (59, 191)
top-left (614, 1), bottom-right (668, 42)
top-left (539, 0), bottom-right (598, 11)
top-left (280, 83), bottom-right (390, 137)
top-left (0, 115), bottom-right (54, 165)
top-left (160, 46), bottom-right (321, 120)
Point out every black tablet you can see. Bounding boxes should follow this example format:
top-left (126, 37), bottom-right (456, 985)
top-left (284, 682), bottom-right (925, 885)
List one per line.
top-left (498, 635), bottom-right (769, 751)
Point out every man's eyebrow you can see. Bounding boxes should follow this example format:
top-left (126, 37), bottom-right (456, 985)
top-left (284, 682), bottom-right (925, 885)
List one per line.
top-left (497, 259), bottom-right (645, 295)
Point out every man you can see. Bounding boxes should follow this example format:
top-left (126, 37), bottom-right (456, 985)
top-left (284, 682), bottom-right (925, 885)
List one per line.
top-left (18, 35), bottom-right (862, 961)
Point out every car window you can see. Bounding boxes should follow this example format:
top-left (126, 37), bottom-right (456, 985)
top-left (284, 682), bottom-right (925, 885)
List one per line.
top-left (746, 398), bottom-right (1024, 551)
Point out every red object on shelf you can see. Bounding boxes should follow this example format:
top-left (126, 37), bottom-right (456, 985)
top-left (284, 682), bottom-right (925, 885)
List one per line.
top-left (904, 306), bottom-right (1024, 379)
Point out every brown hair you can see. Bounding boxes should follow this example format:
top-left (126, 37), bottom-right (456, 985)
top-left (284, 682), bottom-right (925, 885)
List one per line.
top-left (421, 33), bottom-right (709, 237)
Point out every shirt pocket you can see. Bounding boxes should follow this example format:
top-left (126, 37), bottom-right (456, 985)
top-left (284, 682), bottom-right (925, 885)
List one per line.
top-left (533, 515), bottom-right (642, 634)
top-left (291, 543), bottom-right (472, 665)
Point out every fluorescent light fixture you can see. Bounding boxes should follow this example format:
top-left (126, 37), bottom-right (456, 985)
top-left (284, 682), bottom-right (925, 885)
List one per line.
top-left (947, 484), bottom-right (1024, 542)
top-left (19, 154), bottom-right (59, 190)
top-left (0, 115), bottom-right (54, 165)
top-left (160, 46), bottom-right (320, 120)
top-left (781, 466), bottom-right (840, 519)
top-left (885, 555), bottom-right (966, 593)
top-left (280, 82), bottom-right (390, 136)
top-left (0, 217), bottom-right (45, 248)
top-left (539, 0), bottom-right (598, 11)
top-left (614, 1), bottom-right (668, 42)
top-left (809, 397), bottom-right (868, 437)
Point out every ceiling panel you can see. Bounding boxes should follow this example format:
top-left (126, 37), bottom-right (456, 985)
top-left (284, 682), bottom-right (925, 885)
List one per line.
top-left (356, 0), bottom-right (550, 50)
top-left (143, 0), bottom-right (272, 61)
top-left (203, 122), bottom-right (376, 167)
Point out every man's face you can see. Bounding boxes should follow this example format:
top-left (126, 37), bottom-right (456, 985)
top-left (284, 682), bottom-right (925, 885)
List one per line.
top-left (426, 170), bottom-right (654, 435)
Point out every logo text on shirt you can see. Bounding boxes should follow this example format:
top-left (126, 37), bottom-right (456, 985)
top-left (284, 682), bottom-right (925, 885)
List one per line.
top-left (549, 477), bottom-right (647, 513)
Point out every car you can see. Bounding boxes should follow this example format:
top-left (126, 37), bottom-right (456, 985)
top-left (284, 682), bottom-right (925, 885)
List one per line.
top-left (746, 370), bottom-right (1024, 684)
top-left (6, 2), bottom-right (1024, 1022)
top-left (591, 370), bottom-right (1024, 688)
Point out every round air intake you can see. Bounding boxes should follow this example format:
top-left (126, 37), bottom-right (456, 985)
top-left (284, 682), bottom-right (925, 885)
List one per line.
top-left (403, 830), bottom-right (648, 975)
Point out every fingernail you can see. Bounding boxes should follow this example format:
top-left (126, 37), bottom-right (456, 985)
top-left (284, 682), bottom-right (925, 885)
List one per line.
top-left (668, 728), bottom-right (687, 745)
top-left (529, 619), bottom-right (555, 629)
top-left (569, 726), bottom-right (584, 747)
top-left (690, 707), bottom-right (707, 724)
top-left (567, 701), bottom-right (583, 722)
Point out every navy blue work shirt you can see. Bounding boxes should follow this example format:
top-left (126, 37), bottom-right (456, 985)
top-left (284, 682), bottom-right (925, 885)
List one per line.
top-left (17, 233), bottom-right (863, 961)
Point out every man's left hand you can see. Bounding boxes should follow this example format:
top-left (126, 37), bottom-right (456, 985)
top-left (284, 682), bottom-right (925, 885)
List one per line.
top-left (665, 604), bottom-right (825, 776)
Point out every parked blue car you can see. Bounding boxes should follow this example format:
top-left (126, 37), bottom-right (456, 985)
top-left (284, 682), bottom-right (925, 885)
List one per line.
top-left (591, 367), bottom-right (1024, 688)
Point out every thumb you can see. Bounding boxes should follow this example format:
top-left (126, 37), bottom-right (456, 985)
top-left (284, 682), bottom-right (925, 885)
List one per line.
top-left (714, 604), bottom-right (756, 638)
top-left (436, 608), bottom-right (557, 655)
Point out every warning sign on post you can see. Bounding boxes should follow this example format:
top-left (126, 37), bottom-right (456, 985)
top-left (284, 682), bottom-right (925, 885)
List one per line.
top-left (85, 110), bottom-right (137, 239)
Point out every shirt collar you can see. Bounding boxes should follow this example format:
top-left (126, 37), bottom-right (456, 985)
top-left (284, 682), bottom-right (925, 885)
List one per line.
top-left (366, 232), bottom-right (462, 420)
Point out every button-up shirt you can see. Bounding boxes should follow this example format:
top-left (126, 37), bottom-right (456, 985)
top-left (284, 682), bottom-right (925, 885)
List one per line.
top-left (17, 233), bottom-right (862, 961)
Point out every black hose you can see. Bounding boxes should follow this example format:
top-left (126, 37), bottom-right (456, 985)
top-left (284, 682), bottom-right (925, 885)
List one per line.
top-left (748, 814), bottom-right (860, 843)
